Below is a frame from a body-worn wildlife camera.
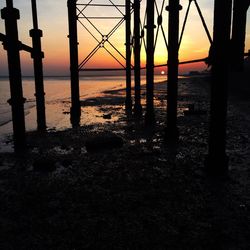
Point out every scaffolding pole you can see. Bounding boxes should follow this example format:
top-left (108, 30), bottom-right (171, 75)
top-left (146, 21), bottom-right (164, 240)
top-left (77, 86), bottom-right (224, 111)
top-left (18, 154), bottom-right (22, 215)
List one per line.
top-left (145, 0), bottom-right (155, 125)
top-left (231, 0), bottom-right (250, 71)
top-left (30, 0), bottom-right (46, 131)
top-left (206, 0), bottom-right (233, 175)
top-left (165, 0), bottom-right (181, 142)
top-left (133, 0), bottom-right (142, 116)
top-left (1, 0), bottom-right (26, 152)
top-left (68, 0), bottom-right (81, 127)
top-left (125, 0), bottom-right (132, 111)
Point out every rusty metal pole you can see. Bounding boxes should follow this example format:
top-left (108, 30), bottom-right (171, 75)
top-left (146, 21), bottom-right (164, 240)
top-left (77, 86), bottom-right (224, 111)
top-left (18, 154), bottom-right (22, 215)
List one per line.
top-left (125, 0), bottom-right (132, 111)
top-left (133, 0), bottom-right (142, 116)
top-left (165, 0), bottom-right (182, 142)
top-left (145, 0), bottom-right (155, 125)
top-left (1, 0), bottom-right (26, 152)
top-left (67, 0), bottom-right (81, 127)
top-left (30, 0), bottom-right (46, 131)
top-left (231, 0), bottom-right (250, 71)
top-left (205, 0), bottom-right (233, 175)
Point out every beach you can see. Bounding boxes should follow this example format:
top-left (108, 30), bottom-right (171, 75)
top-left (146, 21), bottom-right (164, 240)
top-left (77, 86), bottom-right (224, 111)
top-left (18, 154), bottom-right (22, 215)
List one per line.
top-left (0, 75), bottom-right (250, 249)
top-left (0, 75), bottom-right (168, 152)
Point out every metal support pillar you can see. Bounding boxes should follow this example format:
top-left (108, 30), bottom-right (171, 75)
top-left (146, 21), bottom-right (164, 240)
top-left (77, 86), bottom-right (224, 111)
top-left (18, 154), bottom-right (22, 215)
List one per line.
top-left (231, 0), bottom-right (250, 71)
top-left (30, 0), bottom-right (46, 131)
top-left (68, 0), bottom-right (81, 127)
top-left (145, 0), bottom-right (155, 125)
top-left (205, 0), bottom-right (233, 175)
top-left (133, 0), bottom-right (142, 116)
top-left (165, 0), bottom-right (181, 142)
top-left (125, 0), bottom-right (132, 111)
top-left (1, 0), bottom-right (26, 152)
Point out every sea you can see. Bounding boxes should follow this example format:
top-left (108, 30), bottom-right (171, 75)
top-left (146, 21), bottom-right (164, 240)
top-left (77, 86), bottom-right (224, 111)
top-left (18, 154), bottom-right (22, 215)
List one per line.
top-left (0, 75), bottom-right (167, 152)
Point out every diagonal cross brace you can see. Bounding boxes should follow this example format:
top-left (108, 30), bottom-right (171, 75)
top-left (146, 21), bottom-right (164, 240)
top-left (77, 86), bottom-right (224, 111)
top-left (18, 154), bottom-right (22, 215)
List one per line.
top-left (76, 1), bottom-right (127, 70)
top-left (78, 15), bottom-right (127, 69)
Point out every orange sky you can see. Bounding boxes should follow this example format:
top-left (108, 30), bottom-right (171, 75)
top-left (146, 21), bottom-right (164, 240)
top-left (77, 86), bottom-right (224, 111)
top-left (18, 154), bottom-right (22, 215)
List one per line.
top-left (0, 0), bottom-right (249, 76)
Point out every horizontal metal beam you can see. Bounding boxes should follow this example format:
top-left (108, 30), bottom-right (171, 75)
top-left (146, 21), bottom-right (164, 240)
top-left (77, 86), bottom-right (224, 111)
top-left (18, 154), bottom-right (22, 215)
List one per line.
top-left (20, 42), bottom-right (33, 53)
top-left (0, 32), bottom-right (5, 41)
top-left (0, 32), bottom-right (35, 54)
top-left (78, 16), bottom-right (123, 19)
top-left (79, 68), bottom-right (126, 71)
top-left (77, 4), bottom-right (125, 7)
top-left (140, 57), bottom-right (209, 70)
top-left (78, 57), bottom-right (212, 72)
top-left (174, 57), bottom-right (207, 65)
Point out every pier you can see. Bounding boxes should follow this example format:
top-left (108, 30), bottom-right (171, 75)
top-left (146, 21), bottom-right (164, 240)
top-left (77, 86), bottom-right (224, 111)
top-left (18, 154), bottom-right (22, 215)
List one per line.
top-left (0, 1), bottom-right (250, 249)
top-left (0, 0), bottom-right (250, 173)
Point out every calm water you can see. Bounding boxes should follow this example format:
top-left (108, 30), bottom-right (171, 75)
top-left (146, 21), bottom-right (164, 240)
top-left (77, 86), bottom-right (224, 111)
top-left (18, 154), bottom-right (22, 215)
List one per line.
top-left (0, 75), bottom-right (167, 138)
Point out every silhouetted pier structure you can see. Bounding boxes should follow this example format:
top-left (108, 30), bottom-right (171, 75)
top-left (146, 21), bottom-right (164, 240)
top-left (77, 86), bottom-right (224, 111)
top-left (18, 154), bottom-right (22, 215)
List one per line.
top-left (133, 0), bottom-right (143, 117)
top-left (145, 0), bottom-right (155, 125)
top-left (1, 0), bottom-right (250, 175)
top-left (1, 0), bottom-right (46, 152)
top-left (30, 0), bottom-right (46, 131)
top-left (165, 0), bottom-right (181, 142)
top-left (205, 0), bottom-right (233, 174)
top-left (67, 0), bottom-right (81, 127)
top-left (231, 0), bottom-right (250, 71)
top-left (125, 0), bottom-right (132, 111)
top-left (1, 0), bottom-right (26, 153)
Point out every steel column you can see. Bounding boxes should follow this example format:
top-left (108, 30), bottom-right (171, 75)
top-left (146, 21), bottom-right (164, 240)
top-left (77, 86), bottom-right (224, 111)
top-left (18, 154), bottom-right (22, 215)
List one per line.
top-left (1, 0), bottom-right (26, 152)
top-left (145, 0), bottom-right (155, 125)
top-left (165, 0), bottom-right (181, 142)
top-left (68, 0), bottom-right (81, 127)
top-left (205, 0), bottom-right (233, 175)
top-left (231, 0), bottom-right (250, 71)
top-left (125, 0), bottom-right (132, 111)
top-left (133, 0), bottom-right (142, 116)
top-left (30, 0), bottom-right (46, 131)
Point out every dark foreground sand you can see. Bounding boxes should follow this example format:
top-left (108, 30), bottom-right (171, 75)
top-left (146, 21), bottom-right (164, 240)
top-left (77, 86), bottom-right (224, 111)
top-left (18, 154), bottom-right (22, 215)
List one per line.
top-left (0, 76), bottom-right (249, 250)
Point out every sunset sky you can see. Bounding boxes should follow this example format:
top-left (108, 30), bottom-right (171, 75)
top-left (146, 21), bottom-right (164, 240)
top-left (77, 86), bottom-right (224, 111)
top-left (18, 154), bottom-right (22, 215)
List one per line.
top-left (0, 0), bottom-right (249, 76)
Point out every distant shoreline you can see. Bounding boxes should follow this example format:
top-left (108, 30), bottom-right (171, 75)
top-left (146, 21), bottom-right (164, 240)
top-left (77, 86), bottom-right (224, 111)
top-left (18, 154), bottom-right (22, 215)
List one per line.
top-left (0, 74), bottom-right (196, 79)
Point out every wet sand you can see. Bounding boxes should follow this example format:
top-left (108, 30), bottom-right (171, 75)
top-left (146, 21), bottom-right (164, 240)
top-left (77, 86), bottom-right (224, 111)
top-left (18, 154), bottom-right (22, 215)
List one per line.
top-left (0, 76), bottom-right (250, 249)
